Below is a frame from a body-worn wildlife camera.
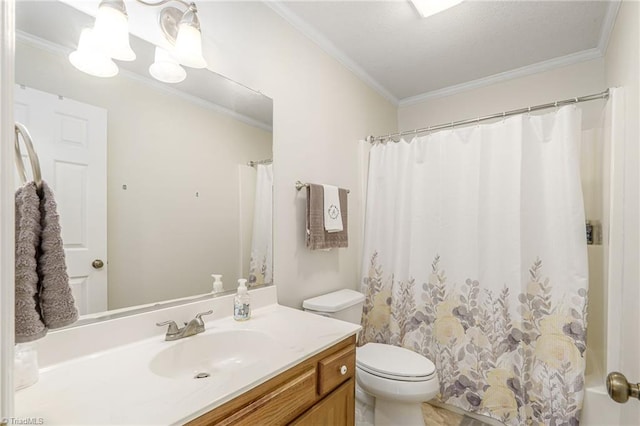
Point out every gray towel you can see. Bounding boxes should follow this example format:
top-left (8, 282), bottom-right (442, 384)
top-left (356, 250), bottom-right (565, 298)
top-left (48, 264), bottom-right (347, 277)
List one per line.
top-left (14, 181), bottom-right (78, 343)
top-left (38, 181), bottom-right (78, 329)
top-left (15, 182), bottom-right (47, 343)
top-left (306, 184), bottom-right (348, 250)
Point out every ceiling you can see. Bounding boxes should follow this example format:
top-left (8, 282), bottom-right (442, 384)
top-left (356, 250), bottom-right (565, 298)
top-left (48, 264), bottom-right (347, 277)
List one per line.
top-left (269, 0), bottom-right (620, 106)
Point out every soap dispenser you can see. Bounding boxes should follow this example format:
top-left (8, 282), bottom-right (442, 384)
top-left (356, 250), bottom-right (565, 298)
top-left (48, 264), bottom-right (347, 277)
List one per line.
top-left (234, 279), bottom-right (251, 321)
top-left (211, 274), bottom-right (223, 293)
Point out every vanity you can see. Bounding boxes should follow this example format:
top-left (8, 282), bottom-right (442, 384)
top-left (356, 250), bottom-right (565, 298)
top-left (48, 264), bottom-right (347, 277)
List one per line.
top-left (190, 335), bottom-right (356, 425)
top-left (14, 287), bottom-right (360, 425)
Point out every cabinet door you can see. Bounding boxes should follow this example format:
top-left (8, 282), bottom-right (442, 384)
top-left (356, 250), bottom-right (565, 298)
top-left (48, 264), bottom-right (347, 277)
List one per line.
top-left (291, 378), bottom-right (355, 426)
top-left (216, 368), bottom-right (317, 426)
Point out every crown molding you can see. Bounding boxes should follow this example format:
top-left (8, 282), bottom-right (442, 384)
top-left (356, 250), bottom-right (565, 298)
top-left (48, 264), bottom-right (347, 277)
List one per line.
top-left (399, 0), bottom-right (619, 106)
top-left (597, 0), bottom-right (621, 54)
top-left (399, 47), bottom-right (603, 107)
top-left (15, 31), bottom-right (272, 132)
top-left (266, 1), bottom-right (620, 109)
top-left (265, 1), bottom-right (399, 106)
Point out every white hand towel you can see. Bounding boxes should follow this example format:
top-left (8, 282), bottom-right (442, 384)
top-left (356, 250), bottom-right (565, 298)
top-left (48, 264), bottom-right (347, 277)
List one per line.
top-left (322, 184), bottom-right (343, 233)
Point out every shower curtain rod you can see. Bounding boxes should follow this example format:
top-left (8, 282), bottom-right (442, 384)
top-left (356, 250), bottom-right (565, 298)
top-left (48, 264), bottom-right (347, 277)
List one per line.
top-left (247, 158), bottom-right (272, 167)
top-left (365, 89), bottom-right (610, 144)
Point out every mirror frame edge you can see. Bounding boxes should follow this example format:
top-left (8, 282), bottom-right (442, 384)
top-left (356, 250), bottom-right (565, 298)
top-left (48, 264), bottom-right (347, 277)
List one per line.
top-left (1, 0), bottom-right (16, 419)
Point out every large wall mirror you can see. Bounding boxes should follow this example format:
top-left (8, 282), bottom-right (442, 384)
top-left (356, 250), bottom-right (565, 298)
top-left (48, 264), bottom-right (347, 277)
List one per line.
top-left (14, 1), bottom-right (273, 321)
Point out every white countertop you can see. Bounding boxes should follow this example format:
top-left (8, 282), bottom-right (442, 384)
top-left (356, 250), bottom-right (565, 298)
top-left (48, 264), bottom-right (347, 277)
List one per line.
top-left (15, 304), bottom-right (360, 425)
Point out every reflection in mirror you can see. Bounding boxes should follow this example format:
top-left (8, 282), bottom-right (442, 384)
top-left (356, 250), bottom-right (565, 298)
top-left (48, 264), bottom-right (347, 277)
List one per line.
top-left (15, 1), bottom-right (273, 322)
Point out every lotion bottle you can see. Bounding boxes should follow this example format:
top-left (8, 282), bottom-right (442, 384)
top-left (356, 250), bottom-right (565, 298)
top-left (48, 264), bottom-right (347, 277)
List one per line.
top-left (234, 279), bottom-right (251, 321)
top-left (211, 274), bottom-right (223, 293)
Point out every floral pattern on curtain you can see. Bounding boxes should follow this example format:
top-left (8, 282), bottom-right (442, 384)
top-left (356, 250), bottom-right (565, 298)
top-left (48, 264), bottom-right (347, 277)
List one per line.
top-left (360, 253), bottom-right (587, 425)
top-left (359, 106), bottom-right (589, 426)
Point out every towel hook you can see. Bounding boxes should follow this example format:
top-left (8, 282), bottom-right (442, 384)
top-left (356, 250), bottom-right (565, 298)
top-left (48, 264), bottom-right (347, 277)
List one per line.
top-left (14, 122), bottom-right (42, 190)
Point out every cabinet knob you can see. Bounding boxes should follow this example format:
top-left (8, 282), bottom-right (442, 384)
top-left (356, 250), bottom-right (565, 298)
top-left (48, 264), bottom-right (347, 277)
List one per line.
top-left (340, 365), bottom-right (348, 375)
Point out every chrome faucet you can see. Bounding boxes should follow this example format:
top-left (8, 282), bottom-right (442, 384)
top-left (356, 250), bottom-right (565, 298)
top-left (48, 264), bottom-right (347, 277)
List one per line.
top-left (156, 310), bottom-right (213, 341)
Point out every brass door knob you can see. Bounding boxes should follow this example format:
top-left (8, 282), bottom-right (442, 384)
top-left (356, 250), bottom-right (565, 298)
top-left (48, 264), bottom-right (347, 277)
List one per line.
top-left (607, 372), bottom-right (640, 403)
top-left (92, 259), bottom-right (105, 269)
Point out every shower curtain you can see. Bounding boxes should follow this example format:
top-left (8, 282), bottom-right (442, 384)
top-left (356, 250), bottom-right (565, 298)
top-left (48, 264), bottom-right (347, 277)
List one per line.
top-left (360, 106), bottom-right (588, 425)
top-left (249, 164), bottom-right (273, 286)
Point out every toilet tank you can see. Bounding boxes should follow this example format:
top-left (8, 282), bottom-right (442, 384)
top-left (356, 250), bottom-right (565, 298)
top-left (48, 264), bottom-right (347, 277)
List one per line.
top-left (302, 289), bottom-right (365, 324)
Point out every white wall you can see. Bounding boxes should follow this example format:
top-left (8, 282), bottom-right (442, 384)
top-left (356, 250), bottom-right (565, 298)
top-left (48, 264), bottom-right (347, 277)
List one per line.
top-left (192, 3), bottom-right (398, 308)
top-left (604, 1), bottom-right (639, 423)
top-left (399, 58), bottom-right (606, 130)
top-left (15, 41), bottom-right (272, 309)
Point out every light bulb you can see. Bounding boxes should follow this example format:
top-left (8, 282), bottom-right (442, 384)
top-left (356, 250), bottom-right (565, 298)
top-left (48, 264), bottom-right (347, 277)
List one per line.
top-left (69, 28), bottom-right (119, 78)
top-left (93, 0), bottom-right (136, 61)
top-left (174, 9), bottom-right (207, 69)
top-left (149, 47), bottom-right (187, 84)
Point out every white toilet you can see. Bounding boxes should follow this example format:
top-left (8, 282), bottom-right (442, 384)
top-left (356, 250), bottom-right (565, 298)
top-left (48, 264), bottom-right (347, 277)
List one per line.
top-left (303, 289), bottom-right (438, 426)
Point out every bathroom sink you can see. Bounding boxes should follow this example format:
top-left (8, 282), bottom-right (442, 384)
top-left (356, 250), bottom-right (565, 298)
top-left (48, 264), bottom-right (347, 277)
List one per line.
top-left (149, 329), bottom-right (278, 380)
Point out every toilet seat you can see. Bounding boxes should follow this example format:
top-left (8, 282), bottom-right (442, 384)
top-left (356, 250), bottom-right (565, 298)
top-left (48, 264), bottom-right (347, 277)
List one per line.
top-left (356, 366), bottom-right (439, 403)
top-left (356, 343), bottom-right (436, 382)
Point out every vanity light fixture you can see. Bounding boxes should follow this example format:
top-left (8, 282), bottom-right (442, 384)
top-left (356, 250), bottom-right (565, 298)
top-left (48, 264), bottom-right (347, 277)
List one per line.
top-left (69, 0), bottom-right (207, 82)
top-left (159, 3), bottom-right (207, 69)
top-left (68, 28), bottom-right (119, 78)
top-left (149, 46), bottom-right (187, 83)
top-left (93, 0), bottom-right (136, 61)
top-left (409, 0), bottom-right (464, 18)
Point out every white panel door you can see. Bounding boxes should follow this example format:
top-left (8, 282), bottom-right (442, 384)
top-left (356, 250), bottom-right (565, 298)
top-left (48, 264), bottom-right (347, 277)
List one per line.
top-left (14, 85), bottom-right (107, 315)
top-left (595, 88), bottom-right (640, 424)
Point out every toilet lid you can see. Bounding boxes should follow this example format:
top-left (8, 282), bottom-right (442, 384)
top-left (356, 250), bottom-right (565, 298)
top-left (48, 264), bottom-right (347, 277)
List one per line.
top-left (356, 343), bottom-right (436, 382)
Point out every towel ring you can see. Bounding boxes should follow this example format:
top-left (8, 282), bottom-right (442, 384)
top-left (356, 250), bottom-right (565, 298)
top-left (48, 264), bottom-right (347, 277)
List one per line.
top-left (14, 122), bottom-right (43, 190)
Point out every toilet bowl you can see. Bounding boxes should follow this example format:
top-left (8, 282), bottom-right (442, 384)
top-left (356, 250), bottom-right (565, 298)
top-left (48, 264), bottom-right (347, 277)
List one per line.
top-left (356, 343), bottom-right (438, 425)
top-left (303, 290), bottom-right (438, 426)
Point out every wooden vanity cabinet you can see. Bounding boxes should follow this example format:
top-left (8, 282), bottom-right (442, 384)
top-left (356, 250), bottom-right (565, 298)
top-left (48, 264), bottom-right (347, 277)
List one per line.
top-left (187, 335), bottom-right (356, 426)
top-left (291, 378), bottom-right (355, 425)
